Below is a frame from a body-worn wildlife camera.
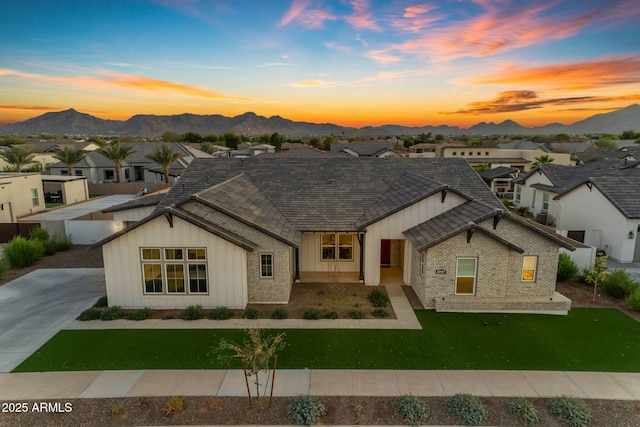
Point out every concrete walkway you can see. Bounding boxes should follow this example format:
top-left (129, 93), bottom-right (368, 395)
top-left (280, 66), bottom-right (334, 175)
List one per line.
top-left (1, 369), bottom-right (639, 400)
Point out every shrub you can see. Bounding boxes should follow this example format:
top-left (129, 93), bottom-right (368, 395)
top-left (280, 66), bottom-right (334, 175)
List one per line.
top-left (0, 258), bottom-right (8, 280)
top-left (287, 395), bottom-right (326, 426)
top-left (210, 306), bottom-right (233, 320)
top-left (602, 269), bottom-right (639, 299)
top-left (271, 307), bottom-right (289, 319)
top-left (100, 306), bottom-right (123, 321)
top-left (4, 236), bottom-right (45, 268)
top-left (243, 307), bottom-right (261, 319)
top-left (43, 234), bottom-right (72, 255)
top-left (161, 396), bottom-right (184, 415)
top-left (372, 308), bottom-right (389, 318)
top-left (548, 395), bottom-right (592, 427)
top-left (448, 393), bottom-right (488, 425)
top-left (77, 308), bottom-right (102, 321)
top-left (303, 308), bottom-right (321, 320)
top-left (29, 227), bottom-right (49, 241)
top-left (628, 290), bottom-right (640, 311)
top-left (322, 311), bottom-right (338, 319)
top-left (509, 397), bottom-right (539, 425)
top-left (367, 288), bottom-right (389, 307)
top-left (557, 253), bottom-right (579, 281)
top-left (127, 307), bottom-right (151, 321)
top-left (182, 304), bottom-right (205, 320)
top-left (348, 309), bottom-right (365, 319)
top-left (93, 296), bottom-right (108, 308)
top-left (110, 403), bottom-right (124, 416)
top-left (394, 394), bottom-right (429, 426)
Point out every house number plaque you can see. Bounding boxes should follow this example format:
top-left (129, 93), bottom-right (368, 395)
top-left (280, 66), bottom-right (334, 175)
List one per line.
top-left (435, 269), bottom-right (446, 274)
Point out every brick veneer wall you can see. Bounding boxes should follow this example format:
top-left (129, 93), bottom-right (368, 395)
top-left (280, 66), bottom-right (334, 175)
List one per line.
top-left (182, 201), bottom-right (293, 303)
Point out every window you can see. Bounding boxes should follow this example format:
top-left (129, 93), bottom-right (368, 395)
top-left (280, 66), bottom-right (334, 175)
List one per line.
top-left (74, 169), bottom-right (83, 176)
top-left (515, 186), bottom-right (522, 203)
top-left (420, 252), bottom-right (425, 277)
top-left (522, 256), bottom-right (537, 281)
top-left (60, 169), bottom-right (68, 176)
top-left (124, 168), bottom-right (130, 180)
top-left (30, 188), bottom-right (39, 207)
top-left (140, 247), bottom-right (207, 294)
top-left (542, 193), bottom-right (550, 211)
top-left (455, 258), bottom-right (477, 294)
top-left (452, 152), bottom-right (457, 156)
top-left (321, 233), bottom-right (353, 261)
top-left (260, 253), bottom-right (274, 278)
top-left (104, 169), bottom-right (115, 181)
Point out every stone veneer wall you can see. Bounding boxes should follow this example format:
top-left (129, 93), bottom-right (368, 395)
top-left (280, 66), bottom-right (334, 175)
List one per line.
top-left (182, 201), bottom-right (293, 304)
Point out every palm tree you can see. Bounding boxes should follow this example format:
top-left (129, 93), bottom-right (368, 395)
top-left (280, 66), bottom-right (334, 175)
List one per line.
top-left (145, 144), bottom-right (183, 183)
top-left (477, 162), bottom-right (493, 172)
top-left (51, 146), bottom-right (86, 176)
top-left (0, 146), bottom-right (36, 172)
top-left (532, 154), bottom-right (554, 167)
top-left (96, 142), bottom-right (136, 183)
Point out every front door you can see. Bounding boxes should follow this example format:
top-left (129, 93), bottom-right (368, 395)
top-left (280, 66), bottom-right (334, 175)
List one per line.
top-left (380, 239), bottom-right (391, 266)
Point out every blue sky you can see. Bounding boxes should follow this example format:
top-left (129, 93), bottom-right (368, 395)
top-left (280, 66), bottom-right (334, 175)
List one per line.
top-left (1, 0), bottom-right (639, 128)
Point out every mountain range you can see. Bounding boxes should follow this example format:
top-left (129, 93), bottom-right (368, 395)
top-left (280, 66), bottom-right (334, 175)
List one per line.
top-left (1, 104), bottom-right (639, 137)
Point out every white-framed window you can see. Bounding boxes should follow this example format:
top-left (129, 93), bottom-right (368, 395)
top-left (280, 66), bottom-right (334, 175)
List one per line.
top-left (30, 188), bottom-right (39, 207)
top-left (420, 252), bottom-right (425, 277)
top-left (542, 193), bottom-right (550, 211)
top-left (522, 256), bottom-right (538, 282)
top-left (515, 186), bottom-right (522, 203)
top-left (260, 253), bottom-right (274, 278)
top-left (455, 257), bottom-right (477, 295)
top-left (321, 233), bottom-right (353, 261)
top-left (140, 247), bottom-right (207, 294)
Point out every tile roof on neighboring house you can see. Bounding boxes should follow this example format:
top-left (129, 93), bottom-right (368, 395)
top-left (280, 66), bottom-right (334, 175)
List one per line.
top-left (478, 166), bottom-right (519, 180)
top-left (513, 159), bottom-right (629, 190)
top-left (261, 146), bottom-right (349, 158)
top-left (498, 140), bottom-right (549, 151)
top-left (330, 141), bottom-right (396, 157)
top-left (102, 188), bottom-right (170, 213)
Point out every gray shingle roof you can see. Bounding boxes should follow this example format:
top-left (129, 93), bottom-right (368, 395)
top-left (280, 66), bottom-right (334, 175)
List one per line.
top-left (102, 188), bottom-right (169, 213)
top-left (478, 166), bottom-right (519, 180)
top-left (558, 174), bottom-right (640, 219)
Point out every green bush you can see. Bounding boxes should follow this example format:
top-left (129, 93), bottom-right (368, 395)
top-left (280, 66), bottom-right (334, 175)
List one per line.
top-left (182, 304), bottom-right (205, 320)
top-left (394, 395), bottom-right (429, 426)
top-left (0, 258), bottom-right (8, 280)
top-left (100, 306), bottom-right (124, 321)
top-left (322, 311), bottom-right (338, 319)
top-left (557, 253), bottom-right (579, 281)
top-left (348, 309), bottom-right (365, 319)
top-left (271, 307), bottom-right (289, 319)
top-left (77, 308), bottom-right (102, 321)
top-left (29, 227), bottom-right (49, 241)
top-left (509, 397), bottom-right (539, 425)
top-left (448, 393), bottom-right (488, 425)
top-left (43, 234), bottom-right (72, 255)
top-left (287, 395), bottom-right (326, 426)
top-left (242, 307), bottom-right (260, 319)
top-left (303, 308), bottom-right (322, 320)
top-left (367, 288), bottom-right (389, 307)
top-left (602, 269), bottom-right (639, 299)
top-left (127, 307), bottom-right (151, 321)
top-left (210, 306), bottom-right (233, 320)
top-left (93, 296), bottom-right (108, 308)
top-left (548, 395), bottom-right (592, 427)
top-left (4, 236), bottom-right (45, 268)
top-left (372, 308), bottom-right (389, 318)
top-left (627, 290), bottom-right (640, 311)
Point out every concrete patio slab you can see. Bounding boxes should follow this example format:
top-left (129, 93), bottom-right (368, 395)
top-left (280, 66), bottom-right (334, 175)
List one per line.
top-left (566, 372), bottom-right (636, 400)
top-left (395, 370), bottom-right (446, 396)
top-left (310, 369), bottom-right (354, 396)
top-left (79, 370), bottom-right (144, 398)
top-left (479, 370), bottom-right (539, 397)
top-left (352, 370), bottom-right (400, 396)
top-left (522, 371), bottom-right (586, 398)
top-left (437, 370), bottom-right (491, 396)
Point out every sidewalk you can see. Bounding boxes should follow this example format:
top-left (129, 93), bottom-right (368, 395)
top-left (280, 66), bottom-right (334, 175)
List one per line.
top-left (1, 369), bottom-right (639, 400)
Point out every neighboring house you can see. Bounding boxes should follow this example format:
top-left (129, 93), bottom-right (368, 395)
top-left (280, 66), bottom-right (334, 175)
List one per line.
top-left (478, 166), bottom-right (520, 196)
top-left (2, 141), bottom-right (101, 172)
top-left (512, 159), bottom-right (640, 262)
top-left (93, 157), bottom-right (574, 314)
top-left (48, 142), bottom-right (213, 183)
top-left (230, 144), bottom-right (275, 158)
top-left (0, 173), bottom-right (45, 222)
top-left (330, 141), bottom-right (398, 157)
top-left (262, 146), bottom-right (350, 158)
top-left (42, 175), bottom-right (89, 205)
top-left (102, 188), bottom-right (171, 228)
top-left (440, 146), bottom-right (572, 171)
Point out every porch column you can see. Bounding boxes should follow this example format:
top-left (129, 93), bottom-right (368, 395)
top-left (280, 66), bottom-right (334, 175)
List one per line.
top-left (357, 234), bottom-right (365, 282)
top-left (294, 247), bottom-right (300, 282)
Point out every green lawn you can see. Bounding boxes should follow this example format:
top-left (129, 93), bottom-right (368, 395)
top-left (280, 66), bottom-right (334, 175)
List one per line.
top-left (14, 308), bottom-right (640, 372)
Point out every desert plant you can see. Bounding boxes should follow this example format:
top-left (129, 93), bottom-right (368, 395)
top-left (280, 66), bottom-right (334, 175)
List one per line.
top-left (351, 403), bottom-right (365, 422)
top-left (161, 396), bottom-right (184, 415)
top-left (372, 308), bottom-right (389, 318)
top-left (448, 393), bottom-right (488, 425)
top-left (29, 227), bottom-right (49, 241)
top-left (548, 395), bottom-right (592, 427)
top-left (348, 309), bottom-right (365, 319)
top-left (287, 395), bottom-right (326, 426)
top-left (602, 269), bottom-right (639, 299)
top-left (243, 307), bottom-right (261, 319)
top-left (210, 306), bottom-right (233, 320)
top-left (0, 258), bottom-right (8, 280)
top-left (77, 307), bottom-right (102, 321)
top-left (270, 307), bottom-right (289, 319)
top-left (394, 394), bottom-right (430, 426)
top-left (509, 397), bottom-right (539, 424)
top-left (557, 253), bottom-right (579, 281)
top-left (367, 288), bottom-right (389, 307)
top-left (93, 296), bottom-right (108, 308)
top-left (4, 236), bottom-right (45, 268)
top-left (322, 311), bottom-right (338, 319)
top-left (627, 290), bottom-right (640, 311)
top-left (303, 308), bottom-right (322, 320)
top-left (127, 307), bottom-right (151, 321)
top-left (43, 234), bottom-right (72, 255)
top-left (100, 305), bottom-right (124, 321)
top-left (182, 304), bottom-right (205, 320)
top-left (110, 403), bottom-right (124, 416)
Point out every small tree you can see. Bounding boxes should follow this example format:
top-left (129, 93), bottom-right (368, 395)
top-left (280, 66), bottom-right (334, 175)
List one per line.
top-left (215, 327), bottom-right (286, 407)
top-left (585, 255), bottom-right (610, 301)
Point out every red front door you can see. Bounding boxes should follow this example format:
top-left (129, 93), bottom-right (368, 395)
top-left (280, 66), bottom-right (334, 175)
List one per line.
top-left (380, 239), bottom-right (391, 265)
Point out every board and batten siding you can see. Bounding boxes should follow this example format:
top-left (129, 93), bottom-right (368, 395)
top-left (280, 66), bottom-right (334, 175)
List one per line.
top-left (299, 233), bottom-right (361, 273)
top-left (102, 215), bottom-right (248, 309)
top-left (113, 206), bottom-right (156, 223)
top-left (364, 192), bottom-right (468, 285)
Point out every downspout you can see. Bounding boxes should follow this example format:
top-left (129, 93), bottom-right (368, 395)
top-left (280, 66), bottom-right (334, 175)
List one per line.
top-left (357, 234), bottom-right (365, 282)
top-left (294, 247), bottom-right (300, 282)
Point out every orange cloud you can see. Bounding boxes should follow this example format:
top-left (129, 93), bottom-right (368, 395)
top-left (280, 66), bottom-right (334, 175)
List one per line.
top-left (365, 50), bottom-right (401, 64)
top-left (287, 80), bottom-right (339, 88)
top-left (391, 4), bottom-right (443, 33)
top-left (0, 104), bottom-right (58, 111)
top-left (354, 71), bottom-right (405, 84)
top-left (345, 0), bottom-right (381, 31)
top-left (279, 0), bottom-right (336, 28)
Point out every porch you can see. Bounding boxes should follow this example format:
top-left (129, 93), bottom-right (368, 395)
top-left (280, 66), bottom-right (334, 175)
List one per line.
top-left (297, 265), bottom-right (404, 285)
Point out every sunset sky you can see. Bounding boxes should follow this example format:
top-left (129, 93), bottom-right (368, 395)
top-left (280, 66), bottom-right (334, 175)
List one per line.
top-left (1, 0), bottom-right (639, 129)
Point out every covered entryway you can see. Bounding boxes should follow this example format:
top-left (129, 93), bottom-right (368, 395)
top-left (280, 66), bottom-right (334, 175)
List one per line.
top-left (380, 239), bottom-right (405, 285)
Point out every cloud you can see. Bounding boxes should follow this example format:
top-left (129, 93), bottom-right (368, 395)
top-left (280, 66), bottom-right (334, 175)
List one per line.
top-left (354, 71), bottom-right (405, 84)
top-left (325, 42), bottom-right (353, 54)
top-left (390, 4), bottom-right (444, 33)
top-left (345, 0), bottom-right (381, 31)
top-left (287, 79), bottom-right (339, 88)
top-left (365, 50), bottom-right (402, 64)
top-left (279, 0), bottom-right (336, 28)
top-left (259, 62), bottom-right (298, 67)
top-left (0, 104), bottom-right (57, 111)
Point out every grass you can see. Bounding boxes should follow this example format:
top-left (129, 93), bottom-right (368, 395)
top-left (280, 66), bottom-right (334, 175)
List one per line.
top-left (13, 308), bottom-right (640, 372)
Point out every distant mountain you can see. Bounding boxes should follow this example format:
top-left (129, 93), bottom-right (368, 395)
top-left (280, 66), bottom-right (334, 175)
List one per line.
top-left (1, 104), bottom-right (639, 137)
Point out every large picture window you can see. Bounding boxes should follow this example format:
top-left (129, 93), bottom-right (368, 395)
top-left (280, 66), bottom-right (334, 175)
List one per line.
top-left (522, 256), bottom-right (538, 282)
top-left (455, 258), bottom-right (477, 294)
top-left (140, 247), bottom-right (207, 294)
top-left (321, 233), bottom-right (353, 261)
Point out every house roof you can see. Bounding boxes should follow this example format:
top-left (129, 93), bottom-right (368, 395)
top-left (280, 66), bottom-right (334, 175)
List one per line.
top-left (261, 146), bottom-right (349, 158)
top-left (513, 159), bottom-right (629, 190)
top-left (330, 141), bottom-right (396, 157)
top-left (102, 188), bottom-right (170, 213)
top-left (478, 166), bottom-right (519, 180)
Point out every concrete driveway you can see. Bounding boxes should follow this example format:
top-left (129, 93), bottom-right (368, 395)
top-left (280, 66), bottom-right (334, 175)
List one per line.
top-left (0, 268), bottom-right (105, 372)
